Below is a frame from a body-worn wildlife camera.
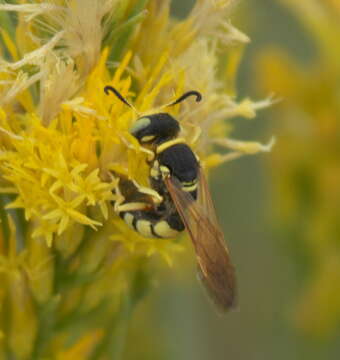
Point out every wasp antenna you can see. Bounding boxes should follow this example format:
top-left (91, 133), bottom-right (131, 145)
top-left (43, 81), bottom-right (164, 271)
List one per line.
top-left (104, 86), bottom-right (140, 115)
top-left (169, 91), bottom-right (202, 107)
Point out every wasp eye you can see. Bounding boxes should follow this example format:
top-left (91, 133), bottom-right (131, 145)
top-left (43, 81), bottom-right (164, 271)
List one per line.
top-left (130, 117), bottom-right (151, 136)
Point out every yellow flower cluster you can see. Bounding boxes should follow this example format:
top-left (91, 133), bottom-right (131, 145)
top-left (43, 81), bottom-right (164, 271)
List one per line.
top-left (0, 0), bottom-right (271, 258)
top-left (0, 0), bottom-right (270, 358)
top-left (257, 0), bottom-right (340, 338)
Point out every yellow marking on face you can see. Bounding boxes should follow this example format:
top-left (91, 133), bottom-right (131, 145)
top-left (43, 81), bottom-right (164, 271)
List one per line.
top-left (141, 135), bottom-right (155, 142)
top-left (124, 213), bottom-right (135, 229)
top-left (154, 221), bottom-right (180, 238)
top-left (136, 220), bottom-right (153, 238)
top-left (156, 138), bottom-right (186, 154)
top-left (130, 117), bottom-right (151, 134)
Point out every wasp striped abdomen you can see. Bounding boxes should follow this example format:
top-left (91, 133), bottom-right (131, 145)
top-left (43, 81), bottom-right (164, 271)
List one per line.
top-left (115, 176), bottom-right (184, 238)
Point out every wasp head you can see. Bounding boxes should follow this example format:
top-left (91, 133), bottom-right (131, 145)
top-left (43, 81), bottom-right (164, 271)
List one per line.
top-left (130, 113), bottom-right (180, 145)
top-left (104, 86), bottom-right (202, 146)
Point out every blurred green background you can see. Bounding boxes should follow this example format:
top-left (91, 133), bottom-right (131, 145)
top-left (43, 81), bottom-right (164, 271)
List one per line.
top-left (125, 1), bottom-right (340, 359)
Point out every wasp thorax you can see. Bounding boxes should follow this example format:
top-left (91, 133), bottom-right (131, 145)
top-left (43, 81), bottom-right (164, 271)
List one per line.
top-left (130, 113), bottom-right (180, 145)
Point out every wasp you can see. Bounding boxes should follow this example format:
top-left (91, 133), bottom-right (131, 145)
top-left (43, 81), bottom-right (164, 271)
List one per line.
top-left (105, 86), bottom-right (236, 311)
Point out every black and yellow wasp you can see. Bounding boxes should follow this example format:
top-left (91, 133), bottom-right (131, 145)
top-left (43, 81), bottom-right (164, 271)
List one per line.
top-left (105, 86), bottom-right (236, 311)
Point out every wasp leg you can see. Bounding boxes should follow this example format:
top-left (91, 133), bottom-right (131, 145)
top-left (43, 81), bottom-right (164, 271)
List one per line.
top-left (115, 201), bottom-right (151, 213)
top-left (113, 175), bottom-right (162, 206)
top-left (118, 134), bottom-right (154, 158)
top-left (113, 176), bottom-right (153, 212)
top-left (131, 179), bottom-right (163, 205)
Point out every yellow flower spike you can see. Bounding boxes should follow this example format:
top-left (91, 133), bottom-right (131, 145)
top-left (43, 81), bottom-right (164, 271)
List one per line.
top-left (202, 153), bottom-right (238, 169)
top-left (88, 47), bottom-right (110, 86)
top-left (140, 72), bottom-right (173, 113)
top-left (71, 119), bottom-right (98, 170)
top-left (112, 51), bottom-right (133, 85)
top-left (214, 137), bottom-right (276, 155)
top-left (136, 52), bottom-right (170, 106)
top-left (0, 0), bottom-right (270, 356)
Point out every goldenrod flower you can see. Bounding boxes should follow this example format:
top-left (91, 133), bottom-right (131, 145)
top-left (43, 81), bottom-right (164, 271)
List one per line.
top-left (0, 0), bottom-right (270, 357)
top-left (257, 0), bottom-right (340, 338)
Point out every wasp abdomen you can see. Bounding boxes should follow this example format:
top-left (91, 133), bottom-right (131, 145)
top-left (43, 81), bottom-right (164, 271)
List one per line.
top-left (114, 175), bottom-right (185, 238)
top-left (118, 208), bottom-right (184, 238)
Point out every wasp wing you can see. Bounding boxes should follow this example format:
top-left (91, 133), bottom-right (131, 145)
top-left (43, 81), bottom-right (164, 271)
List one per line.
top-left (164, 170), bottom-right (236, 312)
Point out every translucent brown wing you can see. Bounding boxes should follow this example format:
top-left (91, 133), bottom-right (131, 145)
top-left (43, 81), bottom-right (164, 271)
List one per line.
top-left (164, 169), bottom-right (237, 312)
